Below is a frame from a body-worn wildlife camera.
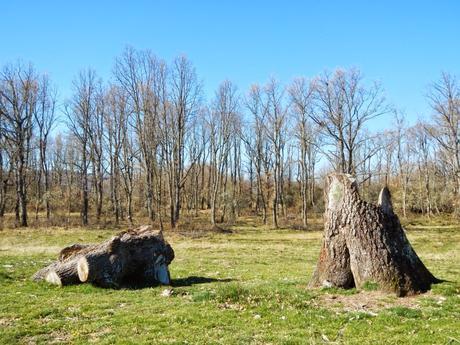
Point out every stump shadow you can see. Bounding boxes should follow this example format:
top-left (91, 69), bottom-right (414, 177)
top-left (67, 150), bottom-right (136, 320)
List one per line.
top-left (171, 276), bottom-right (234, 287)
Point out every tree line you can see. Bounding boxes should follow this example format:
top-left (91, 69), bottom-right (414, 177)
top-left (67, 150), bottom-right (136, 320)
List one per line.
top-left (0, 47), bottom-right (459, 228)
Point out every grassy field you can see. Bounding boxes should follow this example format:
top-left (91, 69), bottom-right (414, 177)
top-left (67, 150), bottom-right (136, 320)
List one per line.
top-left (0, 217), bottom-right (459, 344)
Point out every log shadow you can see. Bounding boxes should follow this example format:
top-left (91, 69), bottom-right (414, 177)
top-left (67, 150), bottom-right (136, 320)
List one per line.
top-left (171, 276), bottom-right (234, 287)
top-left (118, 276), bottom-right (233, 290)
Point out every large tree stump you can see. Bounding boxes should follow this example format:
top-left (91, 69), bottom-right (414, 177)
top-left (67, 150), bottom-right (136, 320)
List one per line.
top-left (309, 173), bottom-right (439, 296)
top-left (33, 225), bottom-right (174, 288)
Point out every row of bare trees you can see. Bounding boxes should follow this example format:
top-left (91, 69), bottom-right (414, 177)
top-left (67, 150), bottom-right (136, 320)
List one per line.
top-left (1, 48), bottom-right (459, 228)
top-left (0, 63), bottom-right (56, 226)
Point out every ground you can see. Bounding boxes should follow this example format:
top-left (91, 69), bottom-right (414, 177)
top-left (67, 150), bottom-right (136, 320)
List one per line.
top-left (0, 217), bottom-right (459, 344)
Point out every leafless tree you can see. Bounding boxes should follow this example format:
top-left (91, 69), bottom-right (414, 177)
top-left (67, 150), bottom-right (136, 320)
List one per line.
top-left (0, 62), bottom-right (39, 226)
top-left (105, 85), bottom-right (126, 224)
top-left (208, 80), bottom-right (239, 226)
top-left (89, 85), bottom-right (105, 221)
top-left (410, 123), bottom-right (434, 216)
top-left (264, 78), bottom-right (288, 228)
top-left (289, 77), bottom-right (315, 227)
top-left (65, 69), bottom-right (99, 225)
top-left (167, 55), bottom-right (202, 227)
top-left (114, 47), bottom-right (163, 222)
top-left (61, 135), bottom-right (79, 222)
top-left (1, 52), bottom-right (460, 228)
top-left (119, 105), bottom-right (136, 226)
top-left (426, 72), bottom-right (460, 214)
top-left (243, 84), bottom-right (269, 224)
top-left (52, 134), bottom-right (65, 201)
top-left (311, 69), bottom-right (389, 174)
top-left (0, 132), bottom-right (13, 218)
top-left (33, 75), bottom-right (57, 220)
top-left (394, 112), bottom-right (412, 217)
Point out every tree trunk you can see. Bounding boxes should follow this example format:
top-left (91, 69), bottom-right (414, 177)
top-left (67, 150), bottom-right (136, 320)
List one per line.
top-left (309, 173), bottom-right (439, 296)
top-left (17, 158), bottom-right (28, 227)
top-left (44, 169), bottom-right (50, 220)
top-left (33, 225), bottom-right (174, 288)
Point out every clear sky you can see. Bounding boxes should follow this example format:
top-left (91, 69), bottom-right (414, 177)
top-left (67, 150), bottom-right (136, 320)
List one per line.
top-left (1, 1), bottom-right (459, 128)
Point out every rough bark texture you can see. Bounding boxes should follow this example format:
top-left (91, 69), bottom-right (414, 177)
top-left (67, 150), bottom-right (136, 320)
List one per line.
top-left (33, 225), bottom-right (174, 288)
top-left (309, 173), bottom-right (439, 296)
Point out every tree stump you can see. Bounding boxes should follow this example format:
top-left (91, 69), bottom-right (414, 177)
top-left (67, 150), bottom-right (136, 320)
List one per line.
top-left (33, 225), bottom-right (174, 288)
top-left (309, 173), bottom-right (439, 296)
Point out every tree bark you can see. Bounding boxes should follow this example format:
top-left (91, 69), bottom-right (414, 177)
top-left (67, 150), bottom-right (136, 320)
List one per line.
top-left (33, 226), bottom-right (174, 288)
top-left (309, 173), bottom-right (439, 296)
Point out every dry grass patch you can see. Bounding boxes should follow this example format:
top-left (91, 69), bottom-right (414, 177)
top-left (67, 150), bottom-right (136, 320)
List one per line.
top-left (317, 290), bottom-right (430, 314)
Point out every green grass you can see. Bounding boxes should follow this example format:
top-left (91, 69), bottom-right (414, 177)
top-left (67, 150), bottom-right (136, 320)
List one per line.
top-left (0, 220), bottom-right (459, 344)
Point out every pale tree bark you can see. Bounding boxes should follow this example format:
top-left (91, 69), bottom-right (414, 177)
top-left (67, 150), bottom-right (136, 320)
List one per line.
top-left (0, 149), bottom-right (12, 219)
top-left (0, 136), bottom-right (13, 218)
top-left (52, 135), bottom-right (65, 201)
top-left (168, 55), bottom-right (202, 228)
top-left (66, 69), bottom-right (99, 226)
top-left (208, 80), bottom-right (239, 226)
top-left (243, 84), bottom-right (269, 224)
top-left (108, 87), bottom-right (136, 225)
top-left (120, 129), bottom-right (135, 226)
top-left (0, 62), bottom-right (39, 227)
top-left (410, 123), bottom-right (434, 216)
top-left (33, 75), bottom-right (56, 221)
top-left (230, 135), bottom-right (242, 221)
top-left (105, 86), bottom-right (128, 225)
top-left (90, 88), bottom-right (105, 222)
top-left (394, 112), bottom-right (412, 218)
top-left (63, 136), bottom-right (78, 223)
top-left (289, 77), bottom-right (315, 227)
top-left (426, 72), bottom-right (460, 215)
top-left (264, 78), bottom-right (287, 229)
top-left (114, 47), bottom-right (163, 222)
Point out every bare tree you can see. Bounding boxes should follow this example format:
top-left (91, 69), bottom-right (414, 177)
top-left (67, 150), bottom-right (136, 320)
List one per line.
top-left (264, 78), bottom-right (288, 228)
top-left (208, 80), bottom-right (239, 226)
top-left (410, 123), bottom-right (434, 216)
top-left (104, 85), bottom-right (126, 224)
top-left (0, 62), bottom-right (39, 226)
top-left (394, 112), bottom-right (412, 217)
top-left (167, 55), bottom-right (202, 227)
top-left (1, 52), bottom-right (460, 228)
top-left (289, 77), bottom-right (315, 227)
top-left (426, 73), bottom-right (460, 214)
top-left (90, 84), bottom-right (105, 221)
top-left (0, 132), bottom-right (13, 218)
top-left (52, 134), bottom-right (65, 201)
top-left (33, 75), bottom-right (57, 220)
top-left (119, 109), bottom-right (136, 226)
top-left (243, 85), bottom-right (269, 224)
top-left (62, 135), bottom-right (78, 223)
top-left (66, 69), bottom-right (99, 226)
top-left (114, 47), bottom-right (163, 222)
top-left (311, 69), bottom-right (389, 174)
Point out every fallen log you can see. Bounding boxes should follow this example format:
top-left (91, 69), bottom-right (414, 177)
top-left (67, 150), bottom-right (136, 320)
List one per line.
top-left (33, 225), bottom-right (174, 288)
top-left (309, 173), bottom-right (439, 296)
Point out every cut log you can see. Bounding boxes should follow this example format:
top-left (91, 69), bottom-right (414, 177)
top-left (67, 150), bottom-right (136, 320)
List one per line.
top-left (33, 225), bottom-right (175, 288)
top-left (32, 243), bottom-right (95, 285)
top-left (76, 237), bottom-right (126, 288)
top-left (309, 173), bottom-right (439, 296)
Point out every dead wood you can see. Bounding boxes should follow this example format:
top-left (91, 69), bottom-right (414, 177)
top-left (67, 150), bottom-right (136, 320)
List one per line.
top-left (309, 173), bottom-right (439, 296)
top-left (33, 225), bottom-right (174, 288)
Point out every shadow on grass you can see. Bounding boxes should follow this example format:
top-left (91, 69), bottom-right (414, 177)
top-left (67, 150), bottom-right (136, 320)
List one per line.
top-left (171, 276), bottom-right (234, 287)
top-left (49, 276), bottom-right (234, 290)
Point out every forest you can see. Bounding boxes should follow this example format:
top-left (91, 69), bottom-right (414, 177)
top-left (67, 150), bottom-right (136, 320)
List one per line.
top-left (1, 46), bottom-right (459, 230)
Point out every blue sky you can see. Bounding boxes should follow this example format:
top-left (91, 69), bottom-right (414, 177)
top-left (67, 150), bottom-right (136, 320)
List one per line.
top-left (1, 1), bottom-right (459, 128)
